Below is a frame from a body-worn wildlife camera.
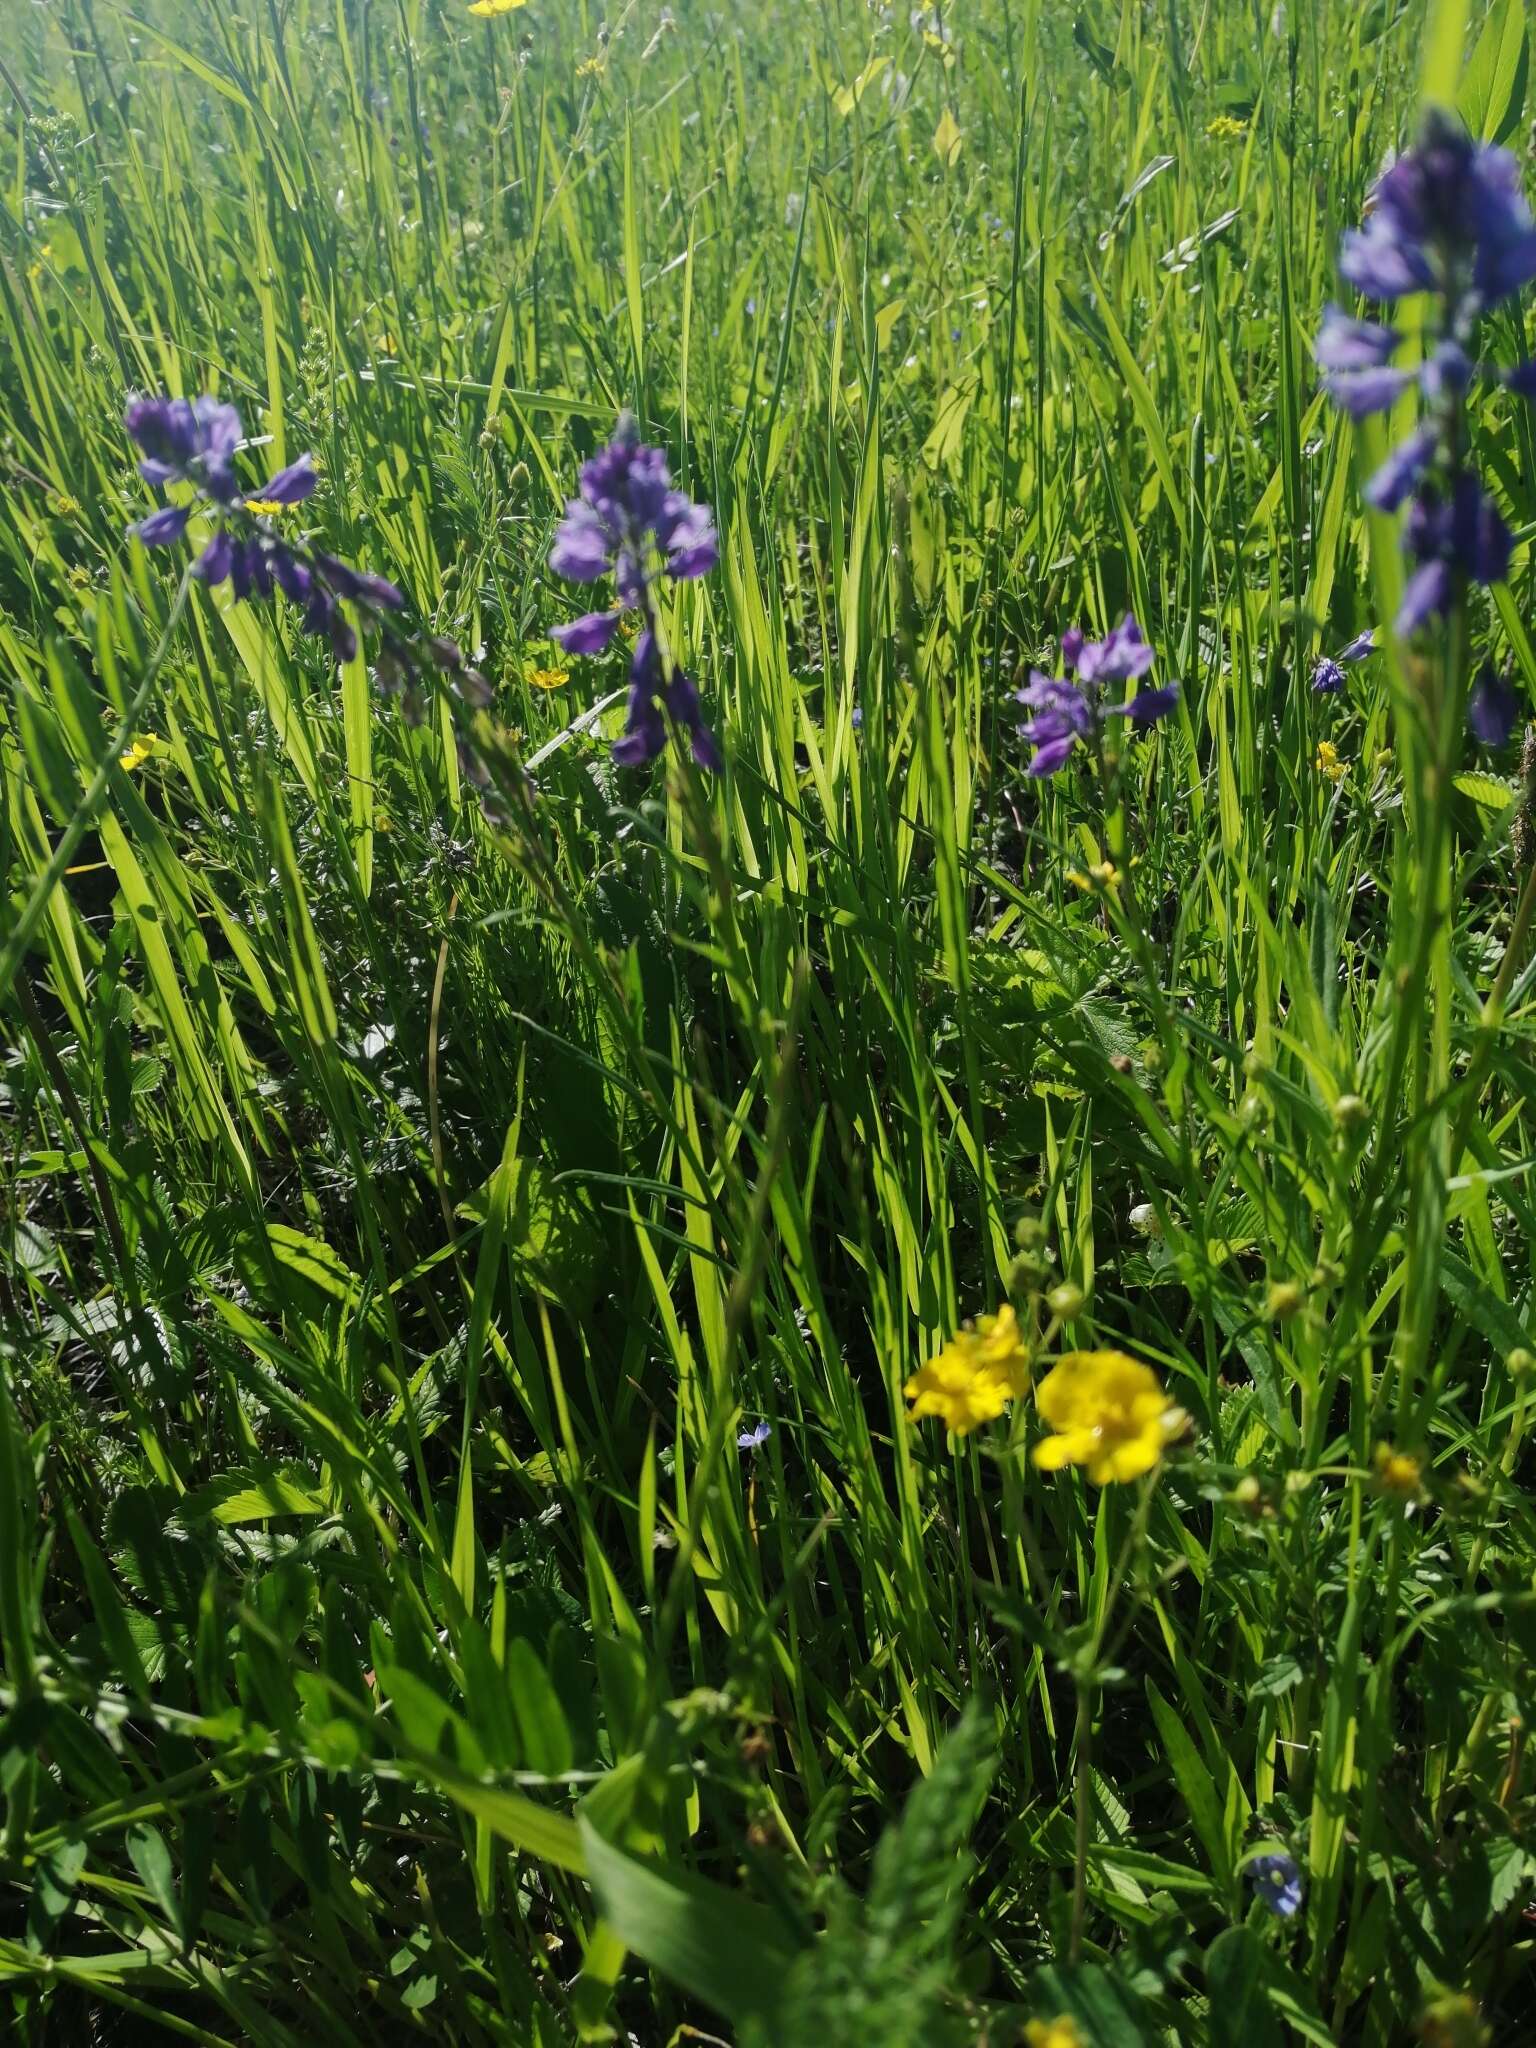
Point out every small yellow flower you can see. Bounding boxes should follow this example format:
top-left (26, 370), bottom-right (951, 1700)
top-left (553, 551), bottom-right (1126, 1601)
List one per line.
top-left (244, 497), bottom-right (286, 517)
top-left (1315, 739), bottom-right (1346, 783)
top-left (1025, 2020), bottom-right (1087, 2048)
top-left (576, 53), bottom-right (607, 78)
top-left (28, 262), bottom-right (43, 282)
top-left (905, 1303), bottom-right (1030, 1437)
top-left (528, 665), bottom-right (570, 691)
top-left (1066, 860), bottom-right (1122, 893)
top-left (52, 492), bottom-right (81, 519)
top-left (118, 733), bottom-right (159, 772)
top-left (1206, 113), bottom-right (1248, 141)
top-left (468, 0), bottom-right (527, 14)
top-left (1033, 1350), bottom-right (1184, 1485)
top-left (1373, 1443), bottom-right (1423, 1496)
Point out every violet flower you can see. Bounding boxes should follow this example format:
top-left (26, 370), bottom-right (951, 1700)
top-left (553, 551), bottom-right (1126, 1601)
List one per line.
top-left (1016, 615), bottom-right (1178, 776)
top-left (1247, 1850), bottom-right (1304, 1920)
top-left (125, 391), bottom-right (478, 708)
top-left (1468, 664), bottom-right (1519, 746)
top-left (1311, 628), bottom-right (1378, 694)
top-left (548, 413), bottom-right (722, 770)
top-left (1317, 113), bottom-right (1535, 638)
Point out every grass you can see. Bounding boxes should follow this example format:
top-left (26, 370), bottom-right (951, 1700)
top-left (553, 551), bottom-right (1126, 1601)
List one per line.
top-left (2, 0), bottom-right (1535, 2040)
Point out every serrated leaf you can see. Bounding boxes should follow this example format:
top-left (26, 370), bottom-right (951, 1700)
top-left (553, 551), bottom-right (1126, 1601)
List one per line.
top-left (179, 1464), bottom-right (331, 1524)
top-left (1453, 771), bottom-right (1517, 811)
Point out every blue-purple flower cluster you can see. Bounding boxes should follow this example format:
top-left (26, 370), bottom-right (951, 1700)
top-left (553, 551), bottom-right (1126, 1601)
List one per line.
top-left (1310, 628), bottom-right (1376, 695)
top-left (124, 394), bottom-right (450, 684)
top-left (1016, 615), bottom-right (1178, 776)
top-left (548, 414), bottom-right (721, 770)
top-left (1316, 113), bottom-right (1536, 639)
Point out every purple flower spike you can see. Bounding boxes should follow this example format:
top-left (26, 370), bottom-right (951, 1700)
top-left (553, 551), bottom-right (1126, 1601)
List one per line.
top-left (1076, 614), bottom-right (1156, 685)
top-left (1314, 306), bottom-right (1400, 372)
top-left (549, 414), bottom-right (722, 771)
top-left (1324, 364), bottom-right (1413, 418)
top-left (1397, 559), bottom-right (1452, 637)
top-left (1312, 657), bottom-right (1347, 694)
top-left (1469, 665), bottom-right (1519, 746)
top-left (1337, 629), bottom-right (1376, 663)
top-left (255, 454), bottom-right (317, 505)
top-left (1060, 625), bottom-right (1085, 670)
top-left (1107, 683), bottom-right (1180, 726)
top-left (552, 609), bottom-right (623, 655)
top-left (1505, 358), bottom-right (1536, 397)
top-left (1364, 425), bottom-right (1437, 512)
top-left (1247, 1851), bottom-right (1303, 1920)
top-left (194, 529), bottom-right (234, 584)
top-left (134, 504), bottom-right (190, 546)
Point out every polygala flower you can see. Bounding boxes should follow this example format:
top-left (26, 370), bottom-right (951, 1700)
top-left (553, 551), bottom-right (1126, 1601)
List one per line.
top-left (1311, 627), bottom-right (1377, 694)
top-left (904, 1303), bottom-right (1030, 1436)
top-left (1031, 1349), bottom-right (1183, 1483)
top-left (122, 393), bottom-right (506, 800)
top-left (548, 413), bottom-right (721, 768)
top-left (1247, 1850), bottom-right (1304, 1919)
top-left (1317, 112), bottom-right (1536, 637)
top-left (1016, 615), bottom-right (1178, 776)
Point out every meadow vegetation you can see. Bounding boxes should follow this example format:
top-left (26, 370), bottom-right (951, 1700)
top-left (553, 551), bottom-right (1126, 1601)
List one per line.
top-left (2, 0), bottom-right (1535, 2040)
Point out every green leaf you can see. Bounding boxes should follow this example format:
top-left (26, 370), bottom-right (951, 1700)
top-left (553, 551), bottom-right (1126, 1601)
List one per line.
top-left (577, 1817), bottom-right (800, 2028)
top-left (179, 1464), bottom-right (331, 1524)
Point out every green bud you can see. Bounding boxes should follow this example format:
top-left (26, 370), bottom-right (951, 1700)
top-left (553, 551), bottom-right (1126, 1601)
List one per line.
top-left (1048, 1282), bottom-right (1085, 1320)
top-left (1333, 1093), bottom-right (1369, 1129)
top-left (1264, 1281), bottom-right (1304, 1322)
top-left (1508, 1347), bottom-right (1535, 1378)
top-left (1013, 1215), bottom-right (1047, 1252)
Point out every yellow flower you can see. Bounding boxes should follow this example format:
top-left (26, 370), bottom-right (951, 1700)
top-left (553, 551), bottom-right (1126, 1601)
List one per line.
top-left (1066, 860), bottom-right (1122, 893)
top-left (28, 262), bottom-right (42, 282)
top-left (1032, 1350), bottom-right (1183, 1485)
top-left (468, 0), bottom-right (527, 14)
top-left (905, 1303), bottom-right (1030, 1437)
top-left (1025, 2020), bottom-right (1087, 2048)
top-left (1374, 1443), bottom-right (1423, 1496)
top-left (1315, 740), bottom-right (1346, 783)
top-left (244, 497), bottom-right (286, 517)
top-left (528, 665), bottom-right (570, 690)
top-left (576, 53), bottom-right (607, 77)
top-left (1206, 113), bottom-right (1248, 141)
top-left (118, 733), bottom-right (159, 772)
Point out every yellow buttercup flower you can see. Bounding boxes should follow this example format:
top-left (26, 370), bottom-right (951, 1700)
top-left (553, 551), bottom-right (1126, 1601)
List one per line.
top-left (1373, 1443), bottom-right (1423, 1496)
top-left (1206, 114), bottom-right (1248, 141)
top-left (1032, 1350), bottom-right (1183, 1485)
top-left (119, 733), bottom-right (159, 772)
top-left (1066, 860), bottom-right (1122, 893)
top-left (576, 53), bottom-right (607, 78)
top-left (468, 0), bottom-right (527, 15)
top-left (905, 1303), bottom-right (1030, 1437)
top-left (244, 498), bottom-right (286, 517)
top-left (1025, 2020), bottom-right (1086, 2048)
top-left (528, 665), bottom-right (570, 690)
top-left (1315, 739), bottom-right (1346, 783)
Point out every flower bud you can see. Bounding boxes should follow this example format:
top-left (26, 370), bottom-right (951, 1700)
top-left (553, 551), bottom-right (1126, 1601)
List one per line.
top-left (1508, 1346), bottom-right (1535, 1378)
top-left (1014, 1215), bottom-right (1047, 1252)
top-left (1264, 1281), bottom-right (1304, 1322)
top-left (1333, 1092), bottom-right (1369, 1130)
top-left (1129, 1202), bottom-right (1161, 1238)
top-left (1048, 1282), bottom-right (1085, 1320)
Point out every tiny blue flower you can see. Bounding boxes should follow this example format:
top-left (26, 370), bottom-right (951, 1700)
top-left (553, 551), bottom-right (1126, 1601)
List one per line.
top-left (1247, 1850), bottom-right (1303, 1919)
top-left (737, 1420), bottom-right (772, 1450)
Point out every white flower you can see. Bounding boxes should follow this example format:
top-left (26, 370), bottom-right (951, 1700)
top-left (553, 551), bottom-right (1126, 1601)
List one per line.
top-left (1129, 1203), bottom-right (1162, 1239)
